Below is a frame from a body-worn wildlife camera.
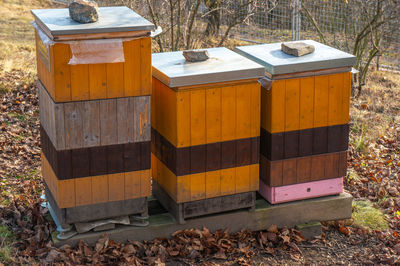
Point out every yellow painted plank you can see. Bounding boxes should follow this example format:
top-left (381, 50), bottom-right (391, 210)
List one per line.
top-left (91, 175), bottom-right (108, 204)
top-left (220, 168), bottom-right (235, 196)
top-left (123, 39), bottom-right (141, 97)
top-left (249, 164), bottom-right (259, 191)
top-left (176, 90), bottom-right (190, 147)
top-left (236, 83), bottom-right (251, 139)
top-left (299, 76), bottom-right (315, 130)
top-left (140, 169), bottom-right (152, 197)
top-left (269, 80), bottom-right (286, 133)
top-left (190, 172), bottom-right (206, 201)
top-left (314, 75), bottom-right (329, 127)
top-left (285, 79), bottom-right (300, 131)
top-left (106, 63), bottom-right (125, 98)
top-left (205, 170), bottom-right (221, 199)
top-left (155, 80), bottom-right (177, 145)
top-left (70, 64), bottom-right (89, 101)
top-left (140, 37), bottom-right (152, 95)
top-left (154, 156), bottom-right (178, 202)
top-left (190, 90), bottom-right (206, 146)
top-left (75, 177), bottom-right (92, 206)
top-left (328, 73), bottom-right (344, 125)
top-left (89, 64), bottom-right (107, 100)
top-left (151, 78), bottom-right (158, 132)
top-left (125, 171), bottom-right (141, 200)
top-left (53, 43), bottom-right (71, 102)
top-left (250, 82), bottom-right (261, 138)
top-left (221, 85), bottom-right (236, 141)
top-left (342, 72), bottom-right (351, 124)
top-left (108, 173), bottom-right (125, 202)
top-left (57, 179), bottom-right (76, 209)
top-left (205, 87), bottom-right (221, 143)
top-left (261, 84), bottom-right (271, 131)
top-left (235, 165), bottom-right (250, 193)
top-left (177, 175), bottom-right (191, 203)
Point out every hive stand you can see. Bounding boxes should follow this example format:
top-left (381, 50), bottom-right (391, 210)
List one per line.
top-left (51, 192), bottom-right (353, 247)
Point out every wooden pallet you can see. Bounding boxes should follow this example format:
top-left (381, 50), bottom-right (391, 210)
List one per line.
top-left (152, 180), bottom-right (255, 224)
top-left (52, 192), bottom-right (353, 247)
top-left (45, 185), bottom-right (148, 225)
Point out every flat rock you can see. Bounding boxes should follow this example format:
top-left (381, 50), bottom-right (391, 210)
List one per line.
top-left (281, 42), bottom-right (315, 57)
top-left (69, 0), bottom-right (99, 24)
top-left (183, 50), bottom-right (210, 62)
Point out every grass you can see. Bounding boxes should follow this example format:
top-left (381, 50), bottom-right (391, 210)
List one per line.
top-left (0, 225), bottom-right (14, 263)
top-left (0, 0), bottom-right (51, 75)
top-left (352, 200), bottom-right (389, 231)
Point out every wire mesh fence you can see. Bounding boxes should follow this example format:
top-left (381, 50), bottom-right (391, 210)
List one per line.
top-left (219, 0), bottom-right (400, 70)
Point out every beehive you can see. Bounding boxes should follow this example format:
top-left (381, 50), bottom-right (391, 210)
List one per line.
top-left (235, 40), bottom-right (356, 203)
top-left (32, 6), bottom-right (154, 225)
top-left (151, 48), bottom-right (265, 223)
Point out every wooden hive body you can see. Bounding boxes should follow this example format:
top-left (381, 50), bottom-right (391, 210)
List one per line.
top-left (150, 48), bottom-right (265, 222)
top-left (235, 40), bottom-right (356, 204)
top-left (33, 7), bottom-right (154, 223)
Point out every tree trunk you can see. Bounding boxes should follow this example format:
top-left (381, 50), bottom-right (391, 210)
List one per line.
top-left (204, 0), bottom-right (221, 36)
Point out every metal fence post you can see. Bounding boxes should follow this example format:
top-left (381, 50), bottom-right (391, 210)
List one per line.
top-left (292, 0), bottom-right (301, 41)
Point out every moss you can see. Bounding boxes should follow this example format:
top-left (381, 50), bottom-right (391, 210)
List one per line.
top-left (352, 200), bottom-right (389, 231)
top-left (0, 225), bottom-right (14, 263)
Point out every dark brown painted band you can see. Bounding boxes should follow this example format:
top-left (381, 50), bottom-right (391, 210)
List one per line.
top-left (151, 128), bottom-right (259, 176)
top-left (260, 124), bottom-right (349, 161)
top-left (41, 125), bottom-right (151, 180)
top-left (260, 151), bottom-right (347, 187)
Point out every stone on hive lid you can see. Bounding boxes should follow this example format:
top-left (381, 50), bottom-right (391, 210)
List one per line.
top-left (281, 42), bottom-right (315, 57)
top-left (69, 0), bottom-right (99, 24)
top-left (183, 50), bottom-right (210, 62)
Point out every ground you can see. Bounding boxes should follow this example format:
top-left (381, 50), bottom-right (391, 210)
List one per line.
top-left (0, 0), bottom-right (400, 265)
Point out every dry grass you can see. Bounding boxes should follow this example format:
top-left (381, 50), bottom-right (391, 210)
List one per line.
top-left (349, 68), bottom-right (400, 152)
top-left (0, 0), bottom-right (52, 74)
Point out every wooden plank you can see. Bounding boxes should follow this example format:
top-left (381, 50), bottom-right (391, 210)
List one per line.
top-left (328, 73), bottom-right (344, 126)
top-left (75, 177), bottom-right (92, 206)
top-left (311, 154), bottom-right (325, 181)
top-left (235, 165), bottom-right (250, 194)
top-left (53, 43), bottom-right (71, 102)
top-left (205, 170), bottom-right (221, 199)
top-left (284, 79), bottom-right (300, 131)
top-left (176, 90), bottom-right (190, 147)
top-left (296, 157), bottom-right (311, 183)
top-left (236, 83), bottom-right (251, 139)
top-left (124, 171), bottom-right (141, 200)
top-left (106, 63), bottom-right (125, 98)
top-left (190, 90), bottom-right (206, 146)
top-left (220, 168), bottom-right (236, 196)
top-left (70, 64), bottom-right (89, 101)
top-left (140, 169), bottom-right (152, 197)
top-left (51, 30), bottom-right (150, 41)
top-left (267, 66), bottom-right (352, 80)
top-left (140, 37), bottom-right (152, 95)
top-left (82, 101), bottom-right (100, 147)
top-left (259, 177), bottom-right (343, 204)
top-left (249, 164), bottom-right (259, 191)
top-left (99, 99), bottom-right (118, 146)
top-left (91, 175), bottom-right (108, 204)
top-left (190, 172), bottom-right (206, 201)
top-left (64, 102), bottom-right (83, 149)
top-left (89, 64), bottom-right (107, 100)
top-left (57, 179), bottom-right (76, 208)
top-left (342, 72), bottom-right (351, 124)
top-left (314, 75), bottom-right (329, 128)
top-left (54, 102), bottom-right (66, 150)
top-left (123, 39), bottom-right (141, 97)
top-left (108, 173), bottom-right (125, 202)
top-left (205, 87), bottom-right (221, 144)
top-left (221, 85), bottom-right (236, 141)
top-left (282, 159), bottom-right (297, 185)
top-left (299, 76), bottom-right (314, 130)
top-left (250, 82), bottom-right (261, 138)
top-left (269, 80), bottom-right (286, 133)
top-left (134, 96), bottom-right (151, 142)
top-left (116, 98), bottom-right (129, 143)
top-left (71, 148), bottom-right (90, 178)
top-left (284, 130), bottom-right (299, 159)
